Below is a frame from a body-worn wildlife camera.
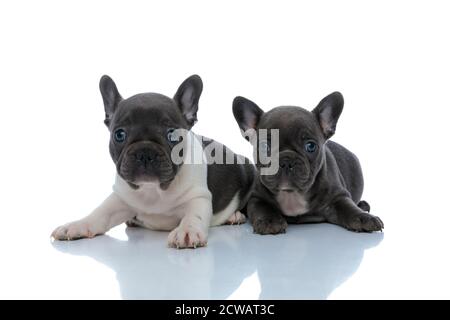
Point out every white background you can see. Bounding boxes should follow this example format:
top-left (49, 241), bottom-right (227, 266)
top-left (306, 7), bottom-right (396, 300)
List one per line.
top-left (0, 0), bottom-right (449, 299)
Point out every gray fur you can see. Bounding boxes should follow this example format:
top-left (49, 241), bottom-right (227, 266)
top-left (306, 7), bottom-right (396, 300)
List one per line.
top-left (233, 92), bottom-right (384, 234)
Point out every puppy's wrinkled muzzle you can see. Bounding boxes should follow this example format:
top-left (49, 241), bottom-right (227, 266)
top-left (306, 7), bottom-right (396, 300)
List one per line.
top-left (118, 141), bottom-right (175, 185)
top-left (260, 150), bottom-right (311, 192)
top-left (133, 147), bottom-right (156, 169)
top-left (279, 154), bottom-right (309, 181)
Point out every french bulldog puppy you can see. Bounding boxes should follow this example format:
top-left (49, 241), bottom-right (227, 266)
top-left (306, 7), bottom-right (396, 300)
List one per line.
top-left (52, 75), bottom-right (255, 248)
top-left (233, 92), bottom-right (383, 234)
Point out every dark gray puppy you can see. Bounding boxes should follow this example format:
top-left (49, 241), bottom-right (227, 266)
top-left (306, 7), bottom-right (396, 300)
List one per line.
top-left (233, 92), bottom-right (383, 234)
top-left (52, 75), bottom-right (255, 248)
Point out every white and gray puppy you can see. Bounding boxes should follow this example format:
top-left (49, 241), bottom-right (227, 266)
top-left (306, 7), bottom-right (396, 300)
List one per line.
top-left (52, 75), bottom-right (255, 248)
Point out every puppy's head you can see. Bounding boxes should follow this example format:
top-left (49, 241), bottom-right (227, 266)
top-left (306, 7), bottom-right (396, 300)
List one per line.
top-left (233, 92), bottom-right (344, 194)
top-left (99, 74), bottom-right (203, 189)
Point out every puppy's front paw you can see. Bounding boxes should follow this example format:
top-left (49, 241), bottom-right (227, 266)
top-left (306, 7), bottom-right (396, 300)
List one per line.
top-left (253, 216), bottom-right (288, 235)
top-left (225, 211), bottom-right (247, 225)
top-left (167, 225), bottom-right (208, 249)
top-left (51, 221), bottom-right (101, 241)
top-left (343, 212), bottom-right (384, 232)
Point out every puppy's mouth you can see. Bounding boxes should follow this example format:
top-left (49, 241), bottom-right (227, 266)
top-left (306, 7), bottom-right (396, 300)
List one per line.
top-left (260, 170), bottom-right (312, 194)
top-left (117, 141), bottom-right (178, 189)
top-left (130, 175), bottom-right (160, 184)
top-left (261, 176), bottom-right (298, 193)
top-left (277, 188), bottom-right (295, 193)
top-left (124, 176), bottom-right (161, 190)
top-left (274, 180), bottom-right (296, 192)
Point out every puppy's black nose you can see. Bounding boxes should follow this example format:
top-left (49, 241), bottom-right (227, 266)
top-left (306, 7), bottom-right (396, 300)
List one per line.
top-left (279, 159), bottom-right (295, 174)
top-left (134, 149), bottom-right (154, 167)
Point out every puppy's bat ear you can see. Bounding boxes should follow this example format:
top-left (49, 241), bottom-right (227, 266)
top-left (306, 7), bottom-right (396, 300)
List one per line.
top-left (174, 74), bottom-right (203, 129)
top-left (233, 96), bottom-right (264, 140)
top-left (99, 75), bottom-right (123, 127)
top-left (312, 91), bottom-right (344, 140)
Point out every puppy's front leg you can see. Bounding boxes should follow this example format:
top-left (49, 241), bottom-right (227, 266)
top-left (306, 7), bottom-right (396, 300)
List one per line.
top-left (51, 193), bottom-right (135, 240)
top-left (326, 197), bottom-right (384, 232)
top-left (168, 197), bottom-right (212, 249)
top-left (248, 197), bottom-right (288, 235)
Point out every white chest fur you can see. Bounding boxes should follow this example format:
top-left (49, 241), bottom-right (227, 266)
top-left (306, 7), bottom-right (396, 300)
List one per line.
top-left (276, 191), bottom-right (309, 216)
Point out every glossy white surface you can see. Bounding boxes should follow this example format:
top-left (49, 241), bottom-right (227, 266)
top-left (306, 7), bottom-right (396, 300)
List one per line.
top-left (3, 221), bottom-right (385, 299)
top-left (0, 214), bottom-right (449, 299)
top-left (54, 224), bottom-right (383, 300)
top-left (1, 0), bottom-right (450, 299)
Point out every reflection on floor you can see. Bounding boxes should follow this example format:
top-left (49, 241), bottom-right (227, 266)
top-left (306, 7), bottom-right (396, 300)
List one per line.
top-left (52, 223), bottom-right (383, 299)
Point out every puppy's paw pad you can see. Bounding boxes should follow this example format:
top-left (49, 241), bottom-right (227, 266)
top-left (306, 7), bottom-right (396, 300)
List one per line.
top-left (253, 217), bottom-right (288, 235)
top-left (51, 221), bottom-right (98, 241)
top-left (167, 225), bottom-right (208, 249)
top-left (225, 211), bottom-right (247, 225)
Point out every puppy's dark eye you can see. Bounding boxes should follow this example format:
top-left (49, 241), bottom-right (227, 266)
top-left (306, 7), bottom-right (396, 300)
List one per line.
top-left (114, 129), bottom-right (127, 143)
top-left (305, 141), bottom-right (317, 153)
top-left (259, 141), bottom-right (270, 154)
top-left (167, 128), bottom-right (179, 143)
